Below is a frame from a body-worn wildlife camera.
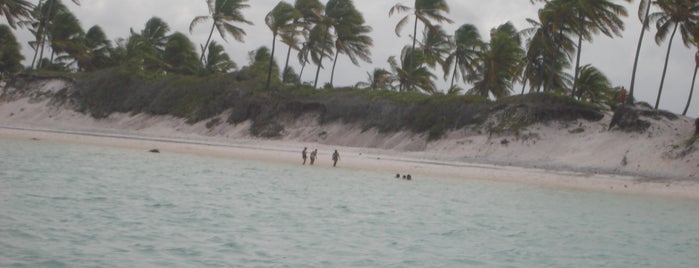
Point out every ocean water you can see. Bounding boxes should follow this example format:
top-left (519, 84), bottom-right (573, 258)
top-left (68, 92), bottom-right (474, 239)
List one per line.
top-left (1, 138), bottom-right (698, 268)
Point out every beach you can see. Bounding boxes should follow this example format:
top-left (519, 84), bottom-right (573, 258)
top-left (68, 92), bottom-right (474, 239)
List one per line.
top-left (2, 125), bottom-right (698, 201)
top-left (1, 78), bottom-right (698, 200)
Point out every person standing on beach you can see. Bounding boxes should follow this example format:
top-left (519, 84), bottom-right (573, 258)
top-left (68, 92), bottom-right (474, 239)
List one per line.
top-left (310, 149), bottom-right (317, 165)
top-left (332, 150), bottom-right (340, 167)
top-left (302, 147), bottom-right (308, 165)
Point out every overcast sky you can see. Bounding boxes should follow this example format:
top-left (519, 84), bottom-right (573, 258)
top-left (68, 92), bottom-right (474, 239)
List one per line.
top-left (9, 0), bottom-right (698, 117)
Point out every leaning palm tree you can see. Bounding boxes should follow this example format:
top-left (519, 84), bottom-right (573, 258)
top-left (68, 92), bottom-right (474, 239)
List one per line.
top-left (559, 0), bottom-right (629, 97)
top-left (0, 25), bottom-right (24, 78)
top-left (444, 24), bottom-right (483, 89)
top-left (327, 0), bottom-right (373, 86)
top-left (418, 25), bottom-right (452, 75)
top-left (470, 22), bottom-right (524, 100)
top-left (649, 0), bottom-right (699, 109)
top-left (293, 0), bottom-right (324, 81)
top-left (265, 1), bottom-right (301, 89)
top-left (29, 0), bottom-right (80, 69)
top-left (190, 0), bottom-right (252, 63)
top-left (0, 0), bottom-right (34, 29)
top-left (389, 0), bottom-right (452, 90)
top-left (628, 0), bottom-right (656, 104)
top-left (84, 25), bottom-right (113, 71)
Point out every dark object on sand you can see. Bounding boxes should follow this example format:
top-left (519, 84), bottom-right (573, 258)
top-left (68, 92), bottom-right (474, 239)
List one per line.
top-left (149, 149), bottom-right (160, 153)
top-left (395, 173), bottom-right (400, 179)
top-left (609, 105), bottom-right (676, 132)
top-left (406, 174), bottom-right (412, 180)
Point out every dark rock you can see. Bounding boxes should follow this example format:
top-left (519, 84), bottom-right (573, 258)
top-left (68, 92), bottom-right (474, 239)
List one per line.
top-left (609, 105), bottom-right (651, 133)
top-left (149, 149), bottom-right (160, 153)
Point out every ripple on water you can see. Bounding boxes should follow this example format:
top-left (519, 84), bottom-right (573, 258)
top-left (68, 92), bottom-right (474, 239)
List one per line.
top-left (1, 139), bottom-right (699, 267)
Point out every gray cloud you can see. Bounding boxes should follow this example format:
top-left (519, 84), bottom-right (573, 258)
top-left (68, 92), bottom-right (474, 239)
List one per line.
top-left (10, 0), bottom-right (698, 117)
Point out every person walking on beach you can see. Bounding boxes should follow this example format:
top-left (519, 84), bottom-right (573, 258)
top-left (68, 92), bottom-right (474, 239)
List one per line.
top-left (310, 149), bottom-right (317, 165)
top-left (332, 150), bottom-right (340, 167)
top-left (302, 147), bottom-right (308, 165)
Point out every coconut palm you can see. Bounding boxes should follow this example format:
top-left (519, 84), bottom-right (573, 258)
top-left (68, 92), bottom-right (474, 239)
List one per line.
top-left (418, 25), bottom-right (452, 74)
top-left (190, 0), bottom-right (252, 63)
top-left (628, 0), bottom-right (656, 104)
top-left (163, 32), bottom-right (201, 75)
top-left (559, 0), bottom-right (629, 97)
top-left (649, 0), bottom-right (699, 109)
top-left (444, 24), bottom-right (483, 89)
top-left (293, 0), bottom-right (324, 81)
top-left (327, 0), bottom-right (373, 86)
top-left (355, 68), bottom-right (394, 90)
top-left (0, 0), bottom-right (34, 29)
top-left (126, 17), bottom-right (171, 72)
top-left (521, 4), bottom-right (576, 94)
top-left (470, 22), bottom-right (524, 100)
top-left (574, 64), bottom-right (612, 104)
top-left (389, 45), bottom-right (437, 94)
top-left (389, 0), bottom-right (452, 90)
top-left (84, 25), bottom-right (112, 71)
top-left (0, 25), bottom-right (24, 79)
top-left (205, 41), bottom-right (236, 73)
top-left (30, 0), bottom-right (80, 69)
top-left (46, 6), bottom-right (85, 68)
top-left (265, 1), bottom-right (301, 89)
top-left (683, 24), bottom-right (699, 116)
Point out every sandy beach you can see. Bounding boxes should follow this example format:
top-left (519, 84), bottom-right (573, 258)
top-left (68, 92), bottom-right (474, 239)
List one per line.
top-left (2, 125), bottom-right (698, 201)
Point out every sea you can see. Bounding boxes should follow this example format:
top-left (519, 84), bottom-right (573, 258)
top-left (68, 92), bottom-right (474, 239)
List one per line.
top-left (1, 138), bottom-right (698, 268)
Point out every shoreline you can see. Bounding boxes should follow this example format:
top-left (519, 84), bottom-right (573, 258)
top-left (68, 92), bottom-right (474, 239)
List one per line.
top-left (2, 126), bottom-right (698, 201)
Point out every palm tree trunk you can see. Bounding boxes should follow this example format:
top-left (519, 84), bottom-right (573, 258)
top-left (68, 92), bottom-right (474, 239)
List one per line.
top-left (450, 58), bottom-right (458, 89)
top-left (520, 74), bottom-right (528, 95)
top-left (629, 0), bottom-right (652, 105)
top-left (31, 0), bottom-right (46, 69)
top-left (571, 13), bottom-right (584, 98)
top-left (199, 22), bottom-right (217, 63)
top-left (299, 62), bottom-right (306, 80)
top-left (329, 50), bottom-right (340, 86)
top-left (683, 56), bottom-right (698, 116)
top-left (313, 30), bottom-right (330, 89)
top-left (37, 0), bottom-right (57, 69)
top-left (655, 23), bottom-right (679, 110)
top-left (283, 45), bottom-right (292, 83)
top-left (266, 34), bottom-right (277, 90)
top-left (407, 15), bottom-right (419, 92)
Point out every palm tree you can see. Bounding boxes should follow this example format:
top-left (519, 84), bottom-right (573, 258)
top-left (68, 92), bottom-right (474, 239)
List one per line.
top-left (293, 0), bottom-right (324, 82)
top-left (628, 0), bottom-right (656, 104)
top-left (389, 0), bottom-right (452, 90)
top-left (126, 17), bottom-right (171, 72)
top-left (327, 0), bottom-right (373, 86)
top-left (355, 68), bottom-right (394, 90)
top-left (521, 3), bottom-right (576, 94)
top-left (190, 0), bottom-right (252, 63)
top-left (389, 45), bottom-right (437, 93)
top-left (574, 64), bottom-right (612, 104)
top-left (683, 24), bottom-right (699, 116)
top-left (470, 22), bottom-right (524, 100)
top-left (205, 41), bottom-right (236, 73)
top-left (265, 1), bottom-right (301, 89)
top-left (0, 0), bottom-right (34, 29)
top-left (444, 24), bottom-right (483, 89)
top-left (0, 25), bottom-right (24, 79)
top-left (46, 6), bottom-right (85, 68)
top-left (418, 25), bottom-right (452, 74)
top-left (84, 25), bottom-right (112, 71)
top-left (561, 0), bottom-right (629, 97)
top-left (649, 0), bottom-right (699, 109)
top-left (163, 32), bottom-right (201, 75)
top-left (30, 0), bottom-right (80, 69)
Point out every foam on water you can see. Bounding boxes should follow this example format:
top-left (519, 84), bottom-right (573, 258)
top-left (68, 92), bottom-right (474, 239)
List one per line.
top-left (1, 138), bottom-right (698, 267)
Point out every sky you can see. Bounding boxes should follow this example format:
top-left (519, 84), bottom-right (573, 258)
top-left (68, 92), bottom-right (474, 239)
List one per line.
top-left (8, 0), bottom-right (698, 117)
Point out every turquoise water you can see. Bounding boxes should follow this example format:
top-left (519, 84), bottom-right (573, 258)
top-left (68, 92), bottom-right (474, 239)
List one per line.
top-left (1, 139), bottom-right (698, 267)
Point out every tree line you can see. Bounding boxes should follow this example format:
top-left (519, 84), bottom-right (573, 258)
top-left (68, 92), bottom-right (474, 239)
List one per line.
top-left (0, 0), bottom-right (698, 115)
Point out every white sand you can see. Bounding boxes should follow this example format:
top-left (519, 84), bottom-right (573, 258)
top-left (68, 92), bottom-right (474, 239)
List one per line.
top-left (1, 79), bottom-right (698, 200)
